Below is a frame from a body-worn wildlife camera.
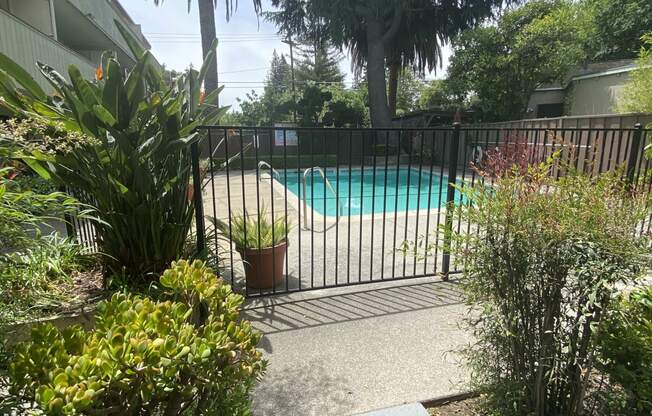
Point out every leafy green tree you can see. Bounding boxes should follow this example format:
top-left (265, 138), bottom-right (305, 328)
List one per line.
top-left (418, 79), bottom-right (461, 110)
top-left (296, 83), bottom-right (332, 126)
top-left (262, 50), bottom-right (294, 123)
top-left (236, 47), bottom-right (366, 126)
top-left (589, 0), bottom-right (652, 60)
top-left (217, 110), bottom-right (243, 125)
top-left (236, 52), bottom-right (294, 126)
top-left (447, 0), bottom-right (594, 121)
top-left (618, 33), bottom-right (652, 114)
top-left (270, 0), bottom-right (504, 127)
top-left (393, 70), bottom-right (425, 115)
top-left (322, 86), bottom-right (368, 127)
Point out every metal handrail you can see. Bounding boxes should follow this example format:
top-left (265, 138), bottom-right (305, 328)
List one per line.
top-left (257, 160), bottom-right (280, 181)
top-left (302, 167), bottom-right (340, 230)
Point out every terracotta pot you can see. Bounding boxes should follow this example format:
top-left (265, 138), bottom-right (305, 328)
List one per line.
top-left (238, 241), bottom-right (287, 289)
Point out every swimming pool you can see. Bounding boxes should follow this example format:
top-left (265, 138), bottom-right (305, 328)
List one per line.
top-left (276, 167), bottom-right (461, 217)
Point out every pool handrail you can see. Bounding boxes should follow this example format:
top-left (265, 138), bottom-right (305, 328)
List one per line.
top-left (302, 166), bottom-right (339, 230)
top-left (257, 160), bottom-right (280, 181)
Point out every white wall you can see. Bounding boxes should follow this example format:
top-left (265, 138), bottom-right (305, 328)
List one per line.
top-left (567, 72), bottom-right (631, 116)
top-left (6, 0), bottom-right (54, 37)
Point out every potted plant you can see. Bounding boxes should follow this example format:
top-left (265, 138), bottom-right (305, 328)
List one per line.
top-left (213, 209), bottom-right (289, 289)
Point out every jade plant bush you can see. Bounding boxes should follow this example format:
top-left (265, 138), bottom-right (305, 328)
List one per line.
top-left (597, 285), bottom-right (652, 415)
top-left (6, 260), bottom-right (266, 415)
top-left (0, 21), bottom-right (226, 279)
top-left (452, 161), bottom-right (651, 415)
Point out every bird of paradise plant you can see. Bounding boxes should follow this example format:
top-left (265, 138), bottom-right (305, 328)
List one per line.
top-left (0, 21), bottom-right (227, 281)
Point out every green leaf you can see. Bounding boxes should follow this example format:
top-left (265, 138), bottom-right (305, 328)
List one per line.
top-left (201, 105), bottom-right (230, 127)
top-left (23, 158), bottom-right (52, 180)
top-left (0, 70), bottom-right (24, 112)
top-left (175, 346), bottom-right (191, 359)
top-left (114, 19), bottom-right (146, 59)
top-left (124, 59), bottom-right (146, 105)
top-left (201, 347), bottom-right (211, 358)
top-left (102, 59), bottom-right (130, 127)
top-left (92, 104), bottom-right (117, 126)
top-left (201, 85), bottom-right (224, 107)
top-left (69, 65), bottom-right (99, 108)
top-left (37, 62), bottom-right (68, 96)
top-left (0, 52), bottom-right (46, 100)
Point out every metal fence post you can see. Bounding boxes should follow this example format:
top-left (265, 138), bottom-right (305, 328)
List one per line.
top-left (59, 186), bottom-right (75, 239)
top-left (626, 123), bottom-right (643, 189)
top-left (191, 140), bottom-right (206, 255)
top-left (441, 122), bottom-right (461, 279)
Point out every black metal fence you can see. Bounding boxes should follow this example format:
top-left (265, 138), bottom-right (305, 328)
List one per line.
top-left (189, 124), bottom-right (651, 297)
top-left (63, 188), bottom-right (99, 252)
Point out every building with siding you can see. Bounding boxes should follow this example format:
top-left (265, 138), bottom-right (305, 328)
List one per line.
top-left (0, 0), bottom-right (150, 90)
top-left (526, 60), bottom-right (636, 118)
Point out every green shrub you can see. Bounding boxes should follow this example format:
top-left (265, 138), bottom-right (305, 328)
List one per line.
top-left (373, 144), bottom-right (398, 156)
top-left (453, 163), bottom-right (650, 415)
top-left (598, 285), bottom-right (652, 414)
top-left (0, 166), bottom-right (92, 250)
top-left (0, 21), bottom-right (226, 279)
top-left (11, 171), bottom-right (57, 195)
top-left (0, 163), bottom-right (97, 325)
top-left (0, 234), bottom-right (96, 324)
top-left (7, 260), bottom-right (266, 415)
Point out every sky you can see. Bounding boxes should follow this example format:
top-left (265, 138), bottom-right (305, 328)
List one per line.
top-left (121, 0), bottom-right (451, 111)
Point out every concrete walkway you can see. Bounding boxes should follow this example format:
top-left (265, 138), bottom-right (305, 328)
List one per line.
top-left (243, 277), bottom-right (472, 416)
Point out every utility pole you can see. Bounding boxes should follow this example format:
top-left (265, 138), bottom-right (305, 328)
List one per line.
top-left (283, 36), bottom-right (297, 123)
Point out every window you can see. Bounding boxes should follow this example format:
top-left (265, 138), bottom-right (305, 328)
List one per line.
top-left (536, 103), bottom-right (564, 118)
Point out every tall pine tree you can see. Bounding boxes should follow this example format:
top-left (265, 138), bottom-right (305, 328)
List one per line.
top-left (295, 39), bottom-right (344, 84)
top-left (266, 50), bottom-right (292, 92)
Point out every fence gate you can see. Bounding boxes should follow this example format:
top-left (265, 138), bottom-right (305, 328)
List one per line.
top-left (190, 124), bottom-right (650, 297)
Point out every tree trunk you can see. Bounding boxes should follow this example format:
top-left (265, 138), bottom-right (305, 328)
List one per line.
top-left (198, 0), bottom-right (219, 103)
top-left (365, 18), bottom-right (392, 127)
top-left (388, 61), bottom-right (400, 117)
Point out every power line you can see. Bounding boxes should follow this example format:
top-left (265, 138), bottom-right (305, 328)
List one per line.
top-left (148, 36), bottom-right (282, 40)
top-left (149, 39), bottom-right (283, 44)
top-left (145, 32), bottom-right (280, 36)
top-left (220, 80), bottom-right (353, 84)
top-left (219, 67), bottom-right (269, 74)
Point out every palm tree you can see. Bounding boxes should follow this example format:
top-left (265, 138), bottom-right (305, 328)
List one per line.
top-left (153, 0), bottom-right (262, 102)
top-left (349, 12), bottom-right (446, 117)
top-left (269, 0), bottom-right (502, 127)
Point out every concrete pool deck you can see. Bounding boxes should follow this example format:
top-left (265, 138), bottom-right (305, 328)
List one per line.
top-left (243, 276), bottom-right (472, 415)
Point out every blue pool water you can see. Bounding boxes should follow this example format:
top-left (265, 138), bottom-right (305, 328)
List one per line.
top-left (276, 168), bottom-right (461, 217)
